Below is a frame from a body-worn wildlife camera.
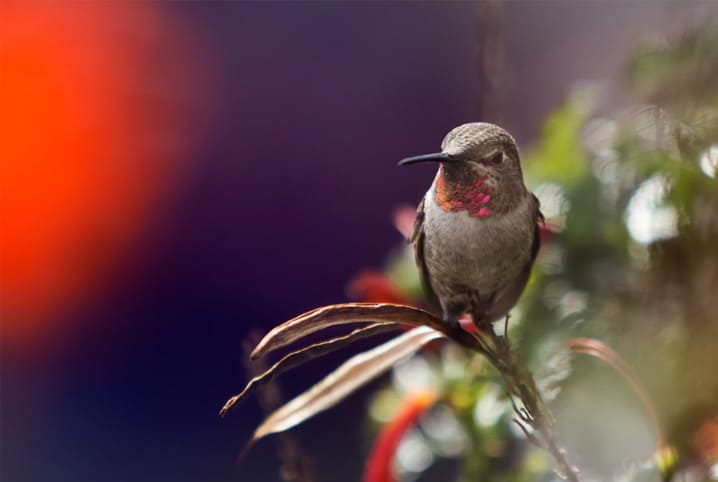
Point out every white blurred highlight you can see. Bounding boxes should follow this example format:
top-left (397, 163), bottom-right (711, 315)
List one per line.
top-left (392, 356), bottom-right (437, 393)
top-left (700, 145), bottom-right (718, 178)
top-left (440, 344), bottom-right (468, 380)
top-left (624, 174), bottom-right (678, 244)
top-left (473, 386), bottom-right (508, 427)
top-left (369, 389), bottom-right (404, 423)
top-left (534, 183), bottom-right (570, 231)
top-left (420, 404), bottom-right (469, 457)
top-left (557, 290), bottom-right (588, 319)
top-left (395, 428), bottom-right (434, 477)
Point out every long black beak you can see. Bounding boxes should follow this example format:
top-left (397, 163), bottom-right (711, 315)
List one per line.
top-left (398, 152), bottom-right (454, 166)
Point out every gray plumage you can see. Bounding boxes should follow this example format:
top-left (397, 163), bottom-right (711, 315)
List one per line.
top-left (402, 122), bottom-right (543, 327)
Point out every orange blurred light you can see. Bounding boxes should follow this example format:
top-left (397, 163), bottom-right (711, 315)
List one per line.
top-left (0, 4), bottom-right (208, 357)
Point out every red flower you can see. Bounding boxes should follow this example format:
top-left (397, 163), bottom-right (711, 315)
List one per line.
top-left (695, 418), bottom-right (718, 462)
top-left (346, 270), bottom-right (412, 305)
top-left (363, 391), bottom-right (438, 482)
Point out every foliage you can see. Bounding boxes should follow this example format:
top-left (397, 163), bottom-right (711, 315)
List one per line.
top-left (224, 21), bottom-right (718, 482)
top-left (358, 20), bottom-right (718, 482)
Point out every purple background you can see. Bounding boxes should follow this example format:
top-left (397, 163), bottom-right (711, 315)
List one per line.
top-left (2, 3), bottom-right (713, 481)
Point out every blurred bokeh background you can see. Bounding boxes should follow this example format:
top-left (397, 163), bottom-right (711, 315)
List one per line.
top-left (2, 2), bottom-right (718, 482)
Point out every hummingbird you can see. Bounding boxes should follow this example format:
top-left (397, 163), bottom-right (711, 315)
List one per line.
top-left (399, 122), bottom-right (543, 330)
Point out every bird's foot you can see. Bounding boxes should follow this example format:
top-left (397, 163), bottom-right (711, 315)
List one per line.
top-left (471, 314), bottom-right (496, 338)
top-left (442, 312), bottom-right (480, 335)
top-left (443, 317), bottom-right (462, 332)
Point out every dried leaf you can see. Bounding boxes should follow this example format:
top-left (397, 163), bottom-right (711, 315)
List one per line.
top-left (566, 337), bottom-right (665, 449)
top-left (250, 302), bottom-right (479, 360)
top-left (251, 326), bottom-right (444, 443)
top-left (219, 322), bottom-right (399, 417)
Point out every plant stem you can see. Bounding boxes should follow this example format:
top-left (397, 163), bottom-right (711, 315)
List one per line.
top-left (242, 333), bottom-right (315, 482)
top-left (474, 319), bottom-right (580, 482)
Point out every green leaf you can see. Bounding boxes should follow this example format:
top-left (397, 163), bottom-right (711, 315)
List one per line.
top-left (525, 95), bottom-right (590, 189)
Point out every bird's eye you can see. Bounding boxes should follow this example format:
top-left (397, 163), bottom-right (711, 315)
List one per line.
top-left (486, 152), bottom-right (503, 164)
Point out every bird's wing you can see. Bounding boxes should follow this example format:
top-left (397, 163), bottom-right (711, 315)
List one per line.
top-left (530, 193), bottom-right (545, 262)
top-left (410, 196), bottom-right (441, 315)
top-left (486, 193), bottom-right (544, 321)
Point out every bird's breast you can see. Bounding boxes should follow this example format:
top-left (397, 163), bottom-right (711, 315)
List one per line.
top-left (422, 187), bottom-right (534, 298)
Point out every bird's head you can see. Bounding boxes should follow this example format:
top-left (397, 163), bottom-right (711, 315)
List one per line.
top-left (398, 122), bottom-right (522, 179)
top-left (399, 123), bottom-right (527, 217)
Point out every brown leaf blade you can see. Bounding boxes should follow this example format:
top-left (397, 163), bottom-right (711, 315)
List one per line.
top-left (219, 322), bottom-right (399, 417)
top-left (566, 337), bottom-right (665, 449)
top-left (251, 326), bottom-right (444, 443)
top-left (250, 302), bottom-right (478, 360)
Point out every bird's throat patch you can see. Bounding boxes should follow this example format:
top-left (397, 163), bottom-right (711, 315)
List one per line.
top-left (434, 169), bottom-right (493, 218)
